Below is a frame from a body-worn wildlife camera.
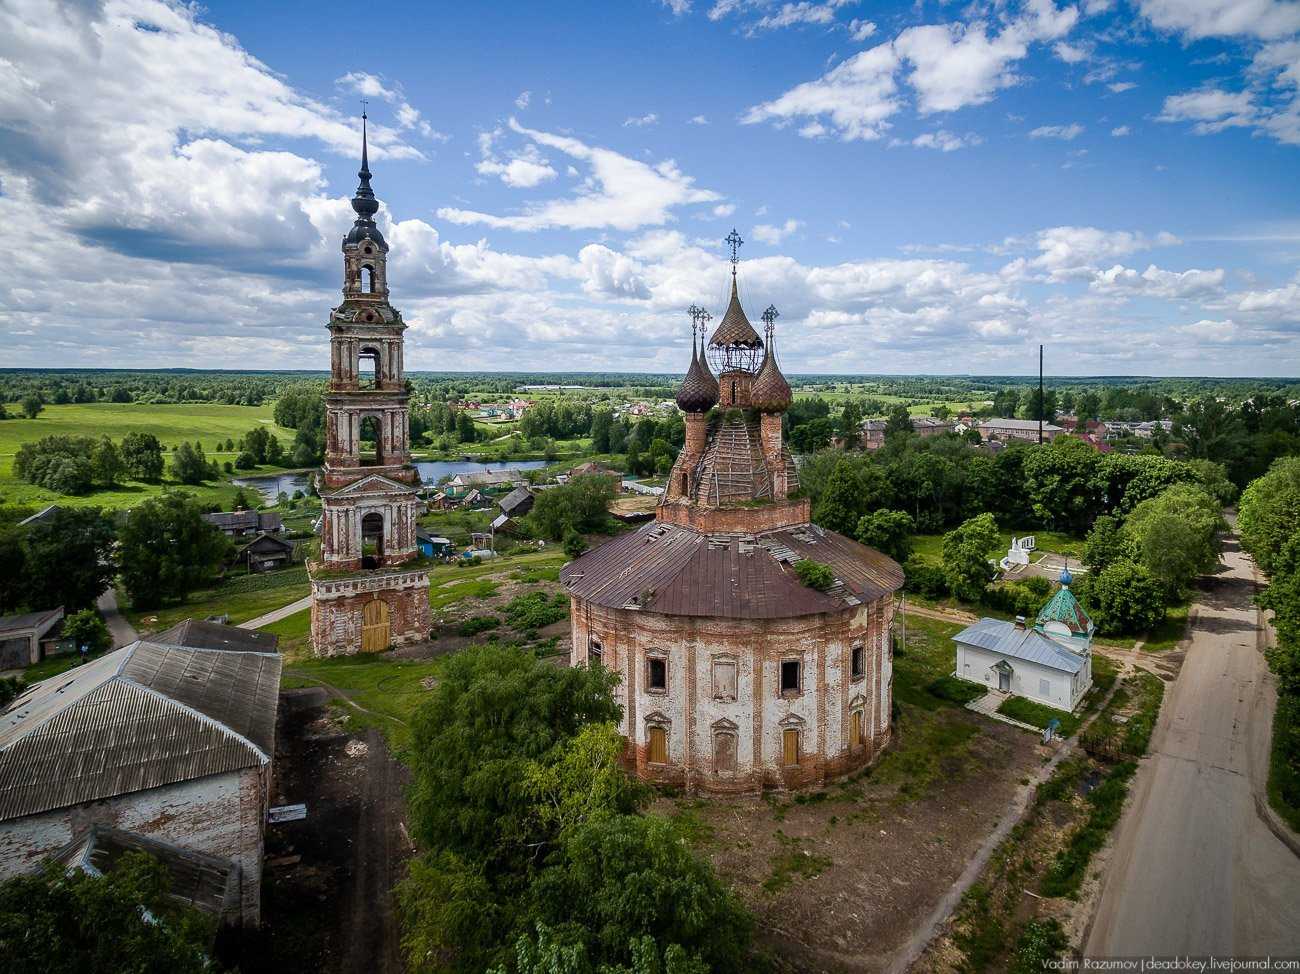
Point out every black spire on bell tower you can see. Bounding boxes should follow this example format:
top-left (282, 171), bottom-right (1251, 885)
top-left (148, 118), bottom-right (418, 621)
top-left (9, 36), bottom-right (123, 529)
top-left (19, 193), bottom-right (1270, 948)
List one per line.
top-left (345, 105), bottom-right (387, 251)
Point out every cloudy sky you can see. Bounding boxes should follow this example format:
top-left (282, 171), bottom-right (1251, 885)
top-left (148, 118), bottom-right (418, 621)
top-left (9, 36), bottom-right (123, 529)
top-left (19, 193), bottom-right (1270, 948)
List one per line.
top-left (1, 0), bottom-right (1298, 376)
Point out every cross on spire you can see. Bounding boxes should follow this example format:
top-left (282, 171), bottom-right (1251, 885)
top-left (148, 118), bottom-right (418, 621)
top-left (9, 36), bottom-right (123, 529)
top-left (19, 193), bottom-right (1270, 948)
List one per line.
top-left (725, 228), bottom-right (743, 273)
top-left (761, 304), bottom-right (779, 340)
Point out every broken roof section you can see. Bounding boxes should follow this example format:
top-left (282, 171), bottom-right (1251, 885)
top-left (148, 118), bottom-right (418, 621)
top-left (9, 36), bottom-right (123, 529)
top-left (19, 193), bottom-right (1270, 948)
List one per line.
top-left (561, 520), bottom-right (903, 619)
top-left (0, 640), bottom-right (281, 822)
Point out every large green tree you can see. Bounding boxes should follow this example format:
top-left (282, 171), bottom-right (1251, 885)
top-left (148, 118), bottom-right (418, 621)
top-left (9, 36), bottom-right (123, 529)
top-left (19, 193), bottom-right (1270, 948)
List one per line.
top-left (22, 507), bottom-right (116, 612)
top-left (120, 431), bottom-right (165, 482)
top-left (118, 494), bottom-right (230, 610)
top-left (526, 475), bottom-right (617, 542)
top-left (406, 645), bottom-right (624, 866)
top-left (1239, 457), bottom-right (1300, 576)
top-left (856, 509), bottom-right (914, 563)
top-left (0, 854), bottom-right (212, 973)
top-left (942, 513), bottom-right (1000, 603)
top-left (1087, 560), bottom-right (1165, 635)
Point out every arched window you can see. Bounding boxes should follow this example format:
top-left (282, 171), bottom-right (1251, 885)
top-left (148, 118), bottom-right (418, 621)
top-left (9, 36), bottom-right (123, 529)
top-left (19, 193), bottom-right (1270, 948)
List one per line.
top-left (360, 264), bottom-right (376, 293)
top-left (359, 415), bottom-right (383, 466)
top-left (358, 346), bottom-right (380, 389)
top-left (361, 511), bottom-right (385, 568)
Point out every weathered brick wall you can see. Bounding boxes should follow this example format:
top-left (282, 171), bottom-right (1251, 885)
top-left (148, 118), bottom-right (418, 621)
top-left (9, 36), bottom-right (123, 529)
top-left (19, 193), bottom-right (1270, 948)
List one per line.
top-left (569, 595), bottom-right (896, 795)
top-left (655, 496), bottom-right (811, 534)
top-left (0, 766), bottom-right (269, 924)
top-left (310, 568), bottom-right (431, 656)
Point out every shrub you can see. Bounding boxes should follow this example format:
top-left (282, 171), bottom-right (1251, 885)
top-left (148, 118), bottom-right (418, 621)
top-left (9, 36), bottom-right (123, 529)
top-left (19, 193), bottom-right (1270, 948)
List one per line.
top-left (902, 557), bottom-right (949, 599)
top-left (458, 616), bottom-right (501, 637)
top-left (62, 609), bottom-right (111, 656)
top-left (504, 592), bottom-right (569, 634)
top-left (793, 559), bottom-right (835, 591)
top-left (1009, 918), bottom-right (1068, 974)
top-left (1087, 560), bottom-right (1165, 635)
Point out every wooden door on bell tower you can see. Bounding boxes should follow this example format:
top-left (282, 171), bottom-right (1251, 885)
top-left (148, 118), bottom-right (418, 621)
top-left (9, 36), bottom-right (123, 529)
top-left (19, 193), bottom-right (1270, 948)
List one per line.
top-left (361, 599), bottom-right (390, 652)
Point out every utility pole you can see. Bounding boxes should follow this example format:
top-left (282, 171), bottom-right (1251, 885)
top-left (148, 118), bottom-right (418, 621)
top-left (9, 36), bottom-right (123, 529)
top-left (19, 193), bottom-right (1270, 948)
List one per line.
top-left (1038, 343), bottom-right (1044, 445)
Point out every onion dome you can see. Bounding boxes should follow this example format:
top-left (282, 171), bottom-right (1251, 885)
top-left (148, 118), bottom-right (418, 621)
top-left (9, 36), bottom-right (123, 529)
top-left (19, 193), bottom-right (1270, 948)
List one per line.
top-left (1059, 566), bottom-right (1073, 587)
top-left (676, 332), bottom-right (720, 413)
top-left (749, 334), bottom-right (793, 413)
top-left (706, 276), bottom-right (764, 374)
top-left (345, 112), bottom-right (388, 251)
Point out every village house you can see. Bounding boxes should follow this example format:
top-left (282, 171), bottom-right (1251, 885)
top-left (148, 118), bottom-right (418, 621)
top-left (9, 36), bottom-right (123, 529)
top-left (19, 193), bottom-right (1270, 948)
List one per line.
top-left (952, 570), bottom-right (1094, 712)
top-left (977, 417), bottom-right (1065, 443)
top-left (498, 485), bottom-right (536, 520)
top-left (0, 608), bottom-right (67, 670)
top-left (202, 509), bottom-right (284, 538)
top-left (0, 637), bottom-right (282, 925)
top-left (444, 469), bottom-right (525, 491)
top-left (861, 415), bottom-right (955, 450)
top-left (416, 529), bottom-right (454, 559)
top-left (230, 532), bottom-right (295, 573)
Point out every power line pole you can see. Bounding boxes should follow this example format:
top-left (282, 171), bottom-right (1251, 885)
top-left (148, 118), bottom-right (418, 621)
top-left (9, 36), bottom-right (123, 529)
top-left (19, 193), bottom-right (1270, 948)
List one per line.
top-left (1038, 343), bottom-right (1044, 445)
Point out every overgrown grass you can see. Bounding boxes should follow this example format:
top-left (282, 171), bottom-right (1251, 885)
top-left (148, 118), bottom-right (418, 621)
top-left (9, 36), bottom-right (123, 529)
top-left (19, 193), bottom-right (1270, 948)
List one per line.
top-left (996, 697), bottom-right (1083, 737)
top-left (1039, 760), bottom-right (1138, 898)
top-left (893, 615), bottom-right (969, 709)
top-left (126, 578), bottom-right (311, 634)
top-left (281, 653), bottom-right (445, 753)
top-left (762, 831), bottom-right (833, 894)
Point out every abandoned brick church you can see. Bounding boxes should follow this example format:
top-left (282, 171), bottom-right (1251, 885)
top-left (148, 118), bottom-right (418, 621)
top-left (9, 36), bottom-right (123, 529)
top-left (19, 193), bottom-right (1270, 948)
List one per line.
top-left (309, 114), bottom-right (431, 656)
top-left (562, 235), bottom-right (905, 795)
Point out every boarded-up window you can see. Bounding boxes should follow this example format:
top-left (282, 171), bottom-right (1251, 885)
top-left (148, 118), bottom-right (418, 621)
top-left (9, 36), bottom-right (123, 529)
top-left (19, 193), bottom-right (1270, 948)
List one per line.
top-left (713, 658), bottom-right (737, 701)
top-left (780, 659), bottom-right (801, 694)
top-left (713, 731), bottom-right (737, 772)
top-left (647, 657), bottom-right (667, 691)
top-left (1039, 677), bottom-right (1051, 697)
top-left (851, 643), bottom-right (865, 680)
top-left (782, 728), bottom-right (800, 766)
top-left (850, 710), bottom-right (863, 747)
top-left (648, 726), bottom-right (668, 764)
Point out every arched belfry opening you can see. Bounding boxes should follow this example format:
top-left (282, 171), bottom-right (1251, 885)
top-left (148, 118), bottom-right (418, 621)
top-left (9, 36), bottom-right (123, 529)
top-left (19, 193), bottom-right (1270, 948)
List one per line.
top-left (359, 346), bottom-right (380, 389)
top-left (360, 511), bottom-right (385, 568)
top-left (359, 415), bottom-right (383, 465)
top-left (361, 264), bottom-right (376, 294)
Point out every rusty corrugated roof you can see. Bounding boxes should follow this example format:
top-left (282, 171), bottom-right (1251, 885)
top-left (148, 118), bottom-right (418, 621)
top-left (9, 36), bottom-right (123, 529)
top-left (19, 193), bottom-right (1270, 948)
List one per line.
top-left (561, 520), bottom-right (903, 619)
top-left (0, 641), bottom-right (280, 823)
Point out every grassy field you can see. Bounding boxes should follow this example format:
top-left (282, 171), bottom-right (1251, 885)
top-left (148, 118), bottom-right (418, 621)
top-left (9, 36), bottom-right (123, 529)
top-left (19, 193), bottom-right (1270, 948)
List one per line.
top-left (0, 402), bottom-right (298, 510)
top-left (125, 568), bottom-right (311, 635)
top-left (910, 528), bottom-right (1086, 565)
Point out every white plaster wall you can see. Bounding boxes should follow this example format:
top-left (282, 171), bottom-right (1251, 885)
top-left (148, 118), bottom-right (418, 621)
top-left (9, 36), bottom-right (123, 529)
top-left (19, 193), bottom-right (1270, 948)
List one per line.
top-left (956, 644), bottom-right (1084, 711)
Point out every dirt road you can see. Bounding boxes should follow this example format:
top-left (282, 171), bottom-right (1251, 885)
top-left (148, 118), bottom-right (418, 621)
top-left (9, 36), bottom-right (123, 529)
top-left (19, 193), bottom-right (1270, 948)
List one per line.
top-left (1085, 536), bottom-right (1300, 956)
top-left (258, 689), bottom-right (411, 974)
top-left (96, 587), bottom-right (139, 648)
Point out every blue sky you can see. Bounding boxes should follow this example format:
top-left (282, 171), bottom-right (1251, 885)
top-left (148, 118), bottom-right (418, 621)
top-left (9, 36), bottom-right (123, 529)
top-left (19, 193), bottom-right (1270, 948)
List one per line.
top-left (1, 0), bottom-right (1299, 375)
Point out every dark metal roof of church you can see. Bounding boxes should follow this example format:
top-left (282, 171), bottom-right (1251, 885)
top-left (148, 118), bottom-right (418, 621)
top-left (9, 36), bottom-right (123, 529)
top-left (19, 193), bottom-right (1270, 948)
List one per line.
top-left (561, 520), bottom-right (903, 619)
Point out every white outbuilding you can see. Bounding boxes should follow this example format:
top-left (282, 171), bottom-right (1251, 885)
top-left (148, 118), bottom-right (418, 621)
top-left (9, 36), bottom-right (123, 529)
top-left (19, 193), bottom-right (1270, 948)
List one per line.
top-left (952, 570), bottom-right (1094, 713)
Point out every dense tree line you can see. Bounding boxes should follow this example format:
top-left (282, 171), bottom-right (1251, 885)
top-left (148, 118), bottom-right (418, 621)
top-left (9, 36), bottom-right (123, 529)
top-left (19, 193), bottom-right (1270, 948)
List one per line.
top-left (803, 436), bottom-right (1219, 539)
top-left (1240, 458), bottom-right (1300, 827)
top-left (0, 507), bottom-right (117, 615)
top-left (398, 645), bottom-right (756, 973)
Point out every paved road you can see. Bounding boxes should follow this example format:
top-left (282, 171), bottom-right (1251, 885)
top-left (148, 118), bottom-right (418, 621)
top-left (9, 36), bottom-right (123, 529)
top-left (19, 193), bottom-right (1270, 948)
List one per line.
top-left (238, 594), bottom-right (312, 631)
top-left (96, 587), bottom-right (139, 648)
top-left (1086, 535), bottom-right (1300, 956)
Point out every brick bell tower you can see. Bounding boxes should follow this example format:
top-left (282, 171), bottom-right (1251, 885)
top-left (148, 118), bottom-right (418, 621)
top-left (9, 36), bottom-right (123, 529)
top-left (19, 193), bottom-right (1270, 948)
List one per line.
top-left (309, 113), bottom-right (432, 656)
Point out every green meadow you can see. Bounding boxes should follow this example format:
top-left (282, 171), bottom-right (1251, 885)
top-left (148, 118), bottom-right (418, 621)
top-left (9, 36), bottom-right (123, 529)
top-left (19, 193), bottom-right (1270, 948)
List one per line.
top-left (0, 402), bottom-right (299, 510)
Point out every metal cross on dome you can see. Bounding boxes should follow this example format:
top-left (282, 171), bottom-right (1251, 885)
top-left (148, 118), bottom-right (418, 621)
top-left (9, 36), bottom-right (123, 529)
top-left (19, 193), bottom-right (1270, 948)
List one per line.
top-left (725, 228), bottom-right (744, 269)
top-left (761, 304), bottom-right (779, 339)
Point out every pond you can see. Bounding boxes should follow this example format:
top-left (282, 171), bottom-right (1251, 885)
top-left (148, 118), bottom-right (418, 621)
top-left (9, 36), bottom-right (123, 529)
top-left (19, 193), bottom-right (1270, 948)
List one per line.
top-left (232, 459), bottom-right (550, 503)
